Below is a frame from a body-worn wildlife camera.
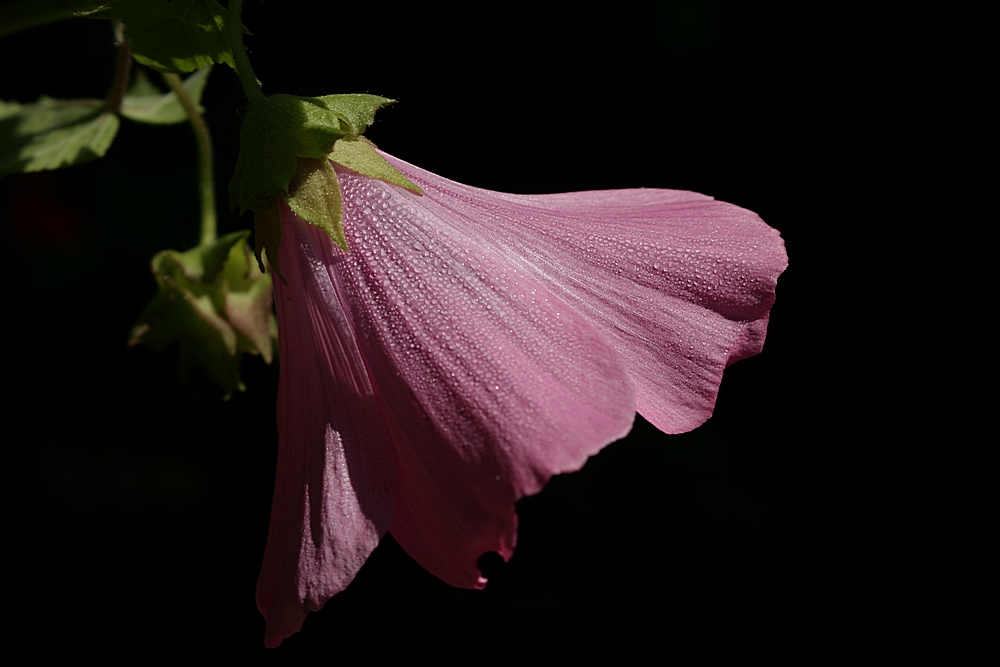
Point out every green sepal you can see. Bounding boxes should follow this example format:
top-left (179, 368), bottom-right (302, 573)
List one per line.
top-left (253, 198), bottom-right (283, 281)
top-left (89, 0), bottom-right (234, 73)
top-left (0, 97), bottom-right (119, 176)
top-left (331, 137), bottom-right (422, 194)
top-left (228, 93), bottom-right (395, 214)
top-left (287, 157), bottom-right (347, 251)
top-left (314, 94), bottom-right (395, 135)
top-left (232, 93), bottom-right (398, 273)
top-left (120, 67), bottom-right (211, 125)
top-left (130, 231), bottom-right (276, 396)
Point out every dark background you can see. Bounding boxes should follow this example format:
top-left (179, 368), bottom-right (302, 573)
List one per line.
top-left (1, 1), bottom-right (981, 663)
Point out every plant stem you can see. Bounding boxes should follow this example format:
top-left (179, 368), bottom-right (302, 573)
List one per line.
top-left (226, 0), bottom-right (264, 104)
top-left (163, 72), bottom-right (218, 245)
top-left (0, 0), bottom-right (103, 38)
top-left (105, 21), bottom-right (131, 114)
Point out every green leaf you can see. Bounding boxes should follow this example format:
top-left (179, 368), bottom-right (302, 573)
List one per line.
top-left (121, 66), bottom-right (211, 125)
top-left (331, 137), bottom-right (422, 194)
top-left (229, 93), bottom-right (352, 214)
top-left (94, 0), bottom-right (233, 73)
top-left (287, 157), bottom-right (347, 251)
top-left (130, 231), bottom-right (276, 396)
top-left (0, 97), bottom-right (119, 176)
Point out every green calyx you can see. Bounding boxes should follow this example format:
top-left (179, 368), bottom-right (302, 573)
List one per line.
top-left (130, 231), bottom-right (276, 397)
top-left (229, 93), bottom-right (364, 214)
top-left (230, 93), bottom-right (422, 277)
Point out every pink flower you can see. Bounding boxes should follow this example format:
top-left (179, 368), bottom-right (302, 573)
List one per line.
top-left (256, 152), bottom-right (787, 646)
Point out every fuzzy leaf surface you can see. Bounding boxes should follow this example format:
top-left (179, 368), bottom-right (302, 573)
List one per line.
top-left (331, 138), bottom-right (421, 194)
top-left (229, 94), bottom-right (353, 213)
top-left (313, 94), bottom-right (393, 135)
top-left (94, 0), bottom-right (233, 73)
top-left (286, 157), bottom-right (347, 251)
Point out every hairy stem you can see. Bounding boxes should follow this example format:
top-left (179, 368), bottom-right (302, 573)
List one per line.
top-left (226, 0), bottom-right (264, 103)
top-left (163, 72), bottom-right (217, 244)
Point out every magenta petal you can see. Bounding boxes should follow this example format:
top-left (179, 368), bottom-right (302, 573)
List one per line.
top-left (380, 154), bottom-right (788, 434)
top-left (257, 149), bottom-right (786, 645)
top-left (301, 167), bottom-right (637, 588)
top-left (257, 214), bottom-right (397, 648)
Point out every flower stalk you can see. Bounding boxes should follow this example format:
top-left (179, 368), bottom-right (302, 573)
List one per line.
top-left (163, 71), bottom-right (217, 244)
top-left (226, 0), bottom-right (264, 104)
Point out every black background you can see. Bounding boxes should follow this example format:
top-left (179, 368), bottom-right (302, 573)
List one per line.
top-left (0, 1), bottom-right (982, 663)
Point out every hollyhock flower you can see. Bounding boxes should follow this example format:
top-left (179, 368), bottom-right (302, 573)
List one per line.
top-left (256, 151), bottom-right (787, 646)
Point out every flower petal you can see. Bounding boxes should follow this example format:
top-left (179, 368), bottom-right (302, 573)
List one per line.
top-left (381, 154), bottom-right (787, 434)
top-left (298, 167), bottom-right (637, 589)
top-left (257, 215), bottom-right (398, 647)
